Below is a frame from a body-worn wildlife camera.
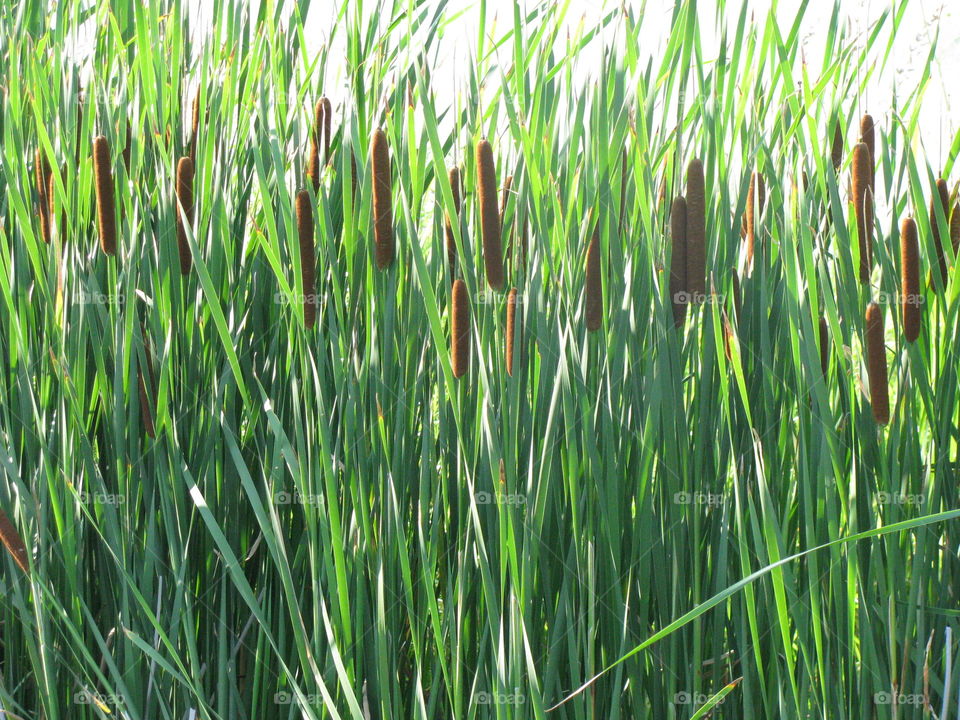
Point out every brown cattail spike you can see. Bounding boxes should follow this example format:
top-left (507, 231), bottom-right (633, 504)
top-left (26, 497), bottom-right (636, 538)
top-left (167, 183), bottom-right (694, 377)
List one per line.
top-left (93, 136), bottom-right (117, 256)
top-left (371, 128), bottom-right (394, 269)
top-left (0, 510), bottom-right (29, 574)
top-left (669, 196), bottom-right (687, 328)
top-left (746, 171), bottom-right (765, 268)
top-left (585, 223), bottom-right (602, 332)
top-left (444, 167), bottom-right (462, 277)
top-left (296, 190), bottom-right (317, 329)
top-left (451, 279), bottom-right (470, 378)
top-left (819, 315), bottom-right (829, 376)
top-left (860, 115), bottom-right (877, 192)
top-left (175, 156), bottom-right (195, 274)
top-left (865, 302), bottom-right (890, 425)
top-left (476, 139), bottom-right (504, 290)
top-left (851, 143), bottom-right (873, 283)
top-left (506, 287), bottom-right (519, 376)
top-left (307, 102), bottom-right (322, 194)
top-left (950, 202), bottom-right (960, 257)
top-left (831, 117), bottom-right (843, 172)
top-left (685, 158), bottom-right (706, 300)
top-left (930, 179), bottom-right (950, 288)
top-left (321, 97), bottom-right (332, 162)
top-left (901, 217), bottom-right (921, 343)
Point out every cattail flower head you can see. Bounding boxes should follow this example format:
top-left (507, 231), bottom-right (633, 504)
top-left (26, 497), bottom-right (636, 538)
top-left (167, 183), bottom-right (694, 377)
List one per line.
top-left (930, 178), bottom-right (950, 287)
top-left (93, 135), bottom-right (117, 256)
top-left (444, 166), bottom-right (462, 277)
top-left (865, 301), bottom-right (890, 425)
top-left (859, 114), bottom-right (875, 189)
top-left (451, 278), bottom-right (470, 378)
top-left (175, 156), bottom-right (195, 274)
top-left (370, 128), bottom-right (394, 269)
top-left (746, 171), bottom-right (765, 267)
top-left (0, 510), bottom-right (29, 574)
top-left (585, 223), bottom-right (602, 332)
top-left (900, 217), bottom-right (921, 342)
top-left (851, 143), bottom-right (873, 283)
top-left (476, 139), bottom-right (504, 290)
top-left (506, 287), bottom-right (520, 376)
top-left (296, 190), bottom-right (317, 329)
top-left (669, 196), bottom-right (687, 328)
top-left (685, 158), bottom-right (706, 299)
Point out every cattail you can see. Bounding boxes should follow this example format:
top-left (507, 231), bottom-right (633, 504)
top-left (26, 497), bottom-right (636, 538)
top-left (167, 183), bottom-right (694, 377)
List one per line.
top-left (685, 158), bottom-right (706, 300)
top-left (370, 128), bottom-right (394, 269)
top-left (930, 178), bottom-right (950, 288)
top-left (819, 315), bottom-right (829, 375)
top-left (746, 171), bottom-right (765, 267)
top-left (476, 139), bottom-right (504, 290)
top-left (585, 223), bottom-right (602, 332)
top-left (951, 202), bottom-right (960, 256)
top-left (451, 278), bottom-right (469, 378)
top-left (295, 190), bottom-right (317, 329)
top-left (499, 174), bottom-right (513, 233)
top-left (175, 156), bottom-right (195, 274)
top-left (93, 136), bottom-right (117, 256)
top-left (36, 148), bottom-right (52, 244)
top-left (851, 143), bottom-right (873, 283)
top-left (189, 92), bottom-right (200, 163)
top-left (669, 196), bottom-right (687, 328)
top-left (321, 97), bottom-right (332, 162)
top-left (506, 287), bottom-right (520, 376)
top-left (831, 117), bottom-right (843, 171)
top-left (900, 217), bottom-right (921, 343)
top-left (0, 510), bottom-right (29, 574)
top-left (865, 301), bottom-right (890, 425)
top-left (444, 167), bottom-right (462, 277)
top-left (306, 99), bottom-right (327, 194)
top-left (859, 114), bottom-right (875, 186)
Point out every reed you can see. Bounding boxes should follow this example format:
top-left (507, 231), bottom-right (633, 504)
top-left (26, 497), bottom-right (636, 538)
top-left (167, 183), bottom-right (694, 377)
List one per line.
top-left (669, 196), bottom-right (687, 328)
top-left (585, 223), bottom-right (602, 332)
top-left (865, 301), bottom-right (890, 425)
top-left (451, 278), bottom-right (469, 378)
top-left (444, 166), bottom-right (462, 277)
top-left (371, 128), bottom-right (394, 269)
top-left (930, 178), bottom-right (950, 287)
top-left (685, 158), bottom-right (706, 299)
top-left (175, 156), bottom-right (195, 274)
top-left (506, 287), bottom-right (519, 376)
top-left (851, 142), bottom-right (873, 283)
top-left (92, 135), bottom-right (117, 256)
top-left (0, 509), bottom-right (29, 575)
top-left (296, 189), bottom-right (317, 329)
top-left (900, 217), bottom-right (920, 343)
top-left (477, 139), bottom-right (504, 290)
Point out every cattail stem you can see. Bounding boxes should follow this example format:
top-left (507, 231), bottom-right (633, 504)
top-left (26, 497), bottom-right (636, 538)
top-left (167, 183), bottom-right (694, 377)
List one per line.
top-left (685, 158), bottom-right (706, 300)
top-left (371, 128), bottom-right (394, 269)
top-left (476, 139), bottom-right (504, 290)
top-left (901, 217), bottom-right (921, 342)
top-left (0, 509), bottom-right (29, 574)
top-left (93, 136), bottom-right (117, 256)
top-left (930, 179), bottom-right (950, 288)
top-left (865, 301), bottom-right (890, 425)
top-left (296, 189), bottom-right (317, 329)
top-left (444, 167), bottom-right (462, 277)
top-left (506, 288), bottom-right (519, 376)
top-left (585, 223), bottom-right (602, 332)
top-left (175, 156), bottom-right (195, 274)
top-left (851, 143), bottom-right (873, 283)
top-left (669, 196), bottom-right (687, 328)
top-left (451, 279), bottom-right (470, 378)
